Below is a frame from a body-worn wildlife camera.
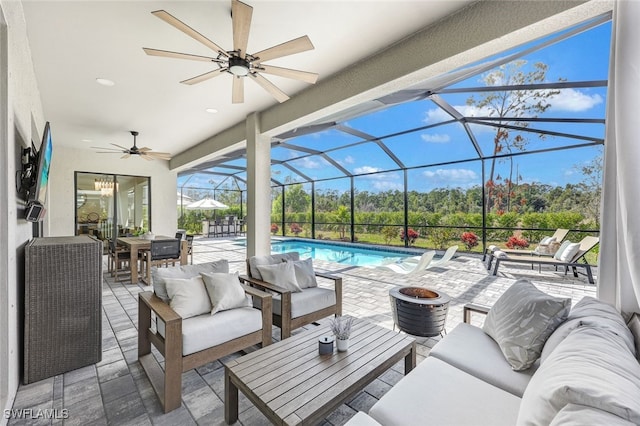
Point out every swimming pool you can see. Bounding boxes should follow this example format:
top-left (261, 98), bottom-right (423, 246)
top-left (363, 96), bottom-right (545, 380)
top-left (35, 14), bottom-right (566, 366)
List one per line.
top-left (268, 239), bottom-right (414, 267)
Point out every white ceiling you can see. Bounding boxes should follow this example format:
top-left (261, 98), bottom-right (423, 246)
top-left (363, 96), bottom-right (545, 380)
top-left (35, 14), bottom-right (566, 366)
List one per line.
top-left (22, 0), bottom-right (475, 159)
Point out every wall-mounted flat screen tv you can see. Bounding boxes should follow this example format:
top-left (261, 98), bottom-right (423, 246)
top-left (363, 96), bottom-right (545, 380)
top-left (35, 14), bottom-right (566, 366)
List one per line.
top-left (31, 121), bottom-right (53, 205)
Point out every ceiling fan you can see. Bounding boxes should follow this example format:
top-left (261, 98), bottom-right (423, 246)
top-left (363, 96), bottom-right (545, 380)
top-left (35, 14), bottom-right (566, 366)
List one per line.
top-left (143, 0), bottom-right (318, 103)
top-left (92, 131), bottom-right (171, 161)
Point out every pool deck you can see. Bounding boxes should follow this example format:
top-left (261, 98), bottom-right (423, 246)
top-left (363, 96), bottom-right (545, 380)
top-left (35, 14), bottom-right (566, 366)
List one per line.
top-left (9, 236), bottom-right (596, 426)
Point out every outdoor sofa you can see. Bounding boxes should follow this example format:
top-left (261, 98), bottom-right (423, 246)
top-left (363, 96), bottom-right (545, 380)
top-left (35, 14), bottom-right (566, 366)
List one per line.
top-left (347, 279), bottom-right (640, 425)
top-left (138, 260), bottom-right (273, 413)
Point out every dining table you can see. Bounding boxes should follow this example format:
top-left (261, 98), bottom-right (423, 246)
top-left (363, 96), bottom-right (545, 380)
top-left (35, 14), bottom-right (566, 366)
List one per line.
top-left (116, 236), bottom-right (187, 283)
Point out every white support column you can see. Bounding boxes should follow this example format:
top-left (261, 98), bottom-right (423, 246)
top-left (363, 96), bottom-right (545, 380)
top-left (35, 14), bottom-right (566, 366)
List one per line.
top-left (245, 112), bottom-right (271, 257)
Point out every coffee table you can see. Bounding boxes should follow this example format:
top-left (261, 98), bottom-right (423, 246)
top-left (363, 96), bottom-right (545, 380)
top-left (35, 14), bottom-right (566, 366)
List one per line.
top-left (224, 318), bottom-right (416, 425)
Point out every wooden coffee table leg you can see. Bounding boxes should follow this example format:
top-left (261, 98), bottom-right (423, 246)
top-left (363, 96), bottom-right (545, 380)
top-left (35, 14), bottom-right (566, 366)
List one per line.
top-left (405, 342), bottom-right (416, 374)
top-left (225, 368), bottom-right (239, 424)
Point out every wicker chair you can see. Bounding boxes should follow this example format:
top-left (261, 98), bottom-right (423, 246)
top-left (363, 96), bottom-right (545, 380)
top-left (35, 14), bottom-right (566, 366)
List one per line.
top-left (141, 239), bottom-right (182, 280)
top-left (108, 239), bottom-right (131, 282)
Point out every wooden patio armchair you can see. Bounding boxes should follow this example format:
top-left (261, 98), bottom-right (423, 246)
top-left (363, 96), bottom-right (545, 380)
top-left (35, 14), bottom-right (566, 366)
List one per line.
top-left (242, 252), bottom-right (343, 340)
top-left (138, 282), bottom-right (272, 413)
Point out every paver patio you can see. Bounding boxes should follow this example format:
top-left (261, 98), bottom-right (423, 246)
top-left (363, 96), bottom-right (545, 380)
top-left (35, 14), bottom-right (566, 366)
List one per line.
top-left (9, 237), bottom-right (596, 425)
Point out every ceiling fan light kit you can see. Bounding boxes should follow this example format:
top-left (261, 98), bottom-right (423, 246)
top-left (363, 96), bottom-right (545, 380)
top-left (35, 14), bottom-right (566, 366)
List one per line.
top-left (143, 0), bottom-right (318, 103)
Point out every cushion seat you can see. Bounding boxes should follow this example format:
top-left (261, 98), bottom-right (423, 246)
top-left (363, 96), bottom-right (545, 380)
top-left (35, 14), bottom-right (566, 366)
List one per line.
top-left (430, 322), bottom-right (537, 397)
top-left (369, 357), bottom-right (521, 426)
top-left (258, 287), bottom-right (336, 318)
top-left (181, 307), bottom-right (262, 356)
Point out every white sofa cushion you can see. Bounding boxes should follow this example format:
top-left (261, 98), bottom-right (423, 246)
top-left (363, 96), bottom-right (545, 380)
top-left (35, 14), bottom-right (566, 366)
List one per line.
top-left (429, 323), bottom-right (536, 397)
top-left (248, 252), bottom-right (299, 281)
top-left (541, 296), bottom-right (636, 363)
top-left (272, 287), bottom-right (336, 318)
top-left (344, 412), bottom-right (382, 426)
top-left (153, 260), bottom-right (229, 302)
top-left (550, 403), bottom-right (636, 426)
top-left (164, 276), bottom-right (211, 319)
top-left (369, 357), bottom-right (521, 426)
top-left (517, 325), bottom-right (640, 425)
top-left (483, 279), bottom-right (570, 371)
top-left (181, 307), bottom-right (262, 356)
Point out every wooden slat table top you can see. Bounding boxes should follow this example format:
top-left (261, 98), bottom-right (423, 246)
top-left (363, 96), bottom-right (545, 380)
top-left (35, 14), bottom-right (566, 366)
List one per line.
top-left (224, 318), bottom-right (415, 426)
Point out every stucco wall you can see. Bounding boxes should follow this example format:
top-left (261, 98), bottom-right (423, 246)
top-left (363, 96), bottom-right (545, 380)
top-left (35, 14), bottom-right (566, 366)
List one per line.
top-left (0, 0), bottom-right (46, 419)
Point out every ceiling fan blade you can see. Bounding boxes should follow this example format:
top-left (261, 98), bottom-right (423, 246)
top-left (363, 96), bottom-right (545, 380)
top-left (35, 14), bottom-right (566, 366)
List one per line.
top-left (232, 0), bottom-right (252, 58)
top-left (151, 10), bottom-right (229, 57)
top-left (143, 48), bottom-right (224, 63)
top-left (140, 154), bottom-right (154, 161)
top-left (138, 147), bottom-right (152, 152)
top-left (180, 68), bottom-right (228, 85)
top-left (253, 35), bottom-right (314, 63)
top-left (249, 73), bottom-right (289, 103)
top-left (91, 146), bottom-right (122, 152)
top-left (232, 76), bottom-right (244, 104)
top-left (144, 152), bottom-right (172, 160)
top-left (258, 65), bottom-right (318, 84)
top-left (121, 154), bottom-right (131, 159)
top-left (110, 143), bottom-right (129, 150)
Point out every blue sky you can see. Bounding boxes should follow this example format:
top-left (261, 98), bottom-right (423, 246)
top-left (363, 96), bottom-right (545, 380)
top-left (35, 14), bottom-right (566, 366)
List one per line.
top-left (179, 18), bottom-right (611, 195)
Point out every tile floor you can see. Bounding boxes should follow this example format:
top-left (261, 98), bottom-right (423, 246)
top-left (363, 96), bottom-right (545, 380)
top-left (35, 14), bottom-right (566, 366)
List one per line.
top-left (8, 237), bottom-right (596, 425)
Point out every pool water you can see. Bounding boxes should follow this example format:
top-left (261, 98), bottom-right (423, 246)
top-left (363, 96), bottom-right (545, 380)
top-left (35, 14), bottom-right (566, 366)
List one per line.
top-left (269, 240), bottom-right (412, 266)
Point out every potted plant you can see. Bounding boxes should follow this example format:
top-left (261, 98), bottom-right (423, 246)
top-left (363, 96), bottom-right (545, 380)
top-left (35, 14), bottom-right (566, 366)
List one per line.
top-left (330, 316), bottom-right (353, 352)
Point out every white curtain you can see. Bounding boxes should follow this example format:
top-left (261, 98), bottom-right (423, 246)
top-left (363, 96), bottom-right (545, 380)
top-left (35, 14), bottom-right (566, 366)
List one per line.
top-left (598, 0), bottom-right (640, 314)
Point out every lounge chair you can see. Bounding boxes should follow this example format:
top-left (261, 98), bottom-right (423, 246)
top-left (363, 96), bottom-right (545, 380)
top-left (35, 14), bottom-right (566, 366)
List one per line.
top-left (379, 251), bottom-right (436, 275)
top-left (491, 236), bottom-right (599, 284)
top-left (483, 229), bottom-right (570, 261)
top-left (429, 245), bottom-right (458, 268)
top-left (404, 245), bottom-right (458, 267)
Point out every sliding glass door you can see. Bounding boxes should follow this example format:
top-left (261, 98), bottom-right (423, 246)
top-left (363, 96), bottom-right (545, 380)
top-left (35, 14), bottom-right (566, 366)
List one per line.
top-left (75, 172), bottom-right (150, 249)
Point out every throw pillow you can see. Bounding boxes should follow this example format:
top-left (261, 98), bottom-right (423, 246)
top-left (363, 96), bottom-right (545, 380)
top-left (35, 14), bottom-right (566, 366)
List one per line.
top-left (626, 313), bottom-right (640, 361)
top-left (249, 252), bottom-right (300, 280)
top-left (553, 240), bottom-right (573, 260)
top-left (152, 260), bottom-right (229, 302)
top-left (256, 261), bottom-right (302, 292)
top-left (550, 404), bottom-right (636, 426)
top-left (539, 236), bottom-right (553, 245)
top-left (483, 279), bottom-right (571, 371)
top-left (201, 271), bottom-right (249, 315)
top-left (559, 242), bottom-right (580, 262)
top-left (517, 325), bottom-right (640, 425)
top-left (289, 258), bottom-right (318, 289)
top-left (164, 276), bottom-right (212, 319)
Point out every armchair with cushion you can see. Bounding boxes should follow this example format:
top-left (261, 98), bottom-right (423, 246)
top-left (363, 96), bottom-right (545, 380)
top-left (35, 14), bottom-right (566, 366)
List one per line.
top-left (138, 260), bottom-right (272, 413)
top-left (242, 252), bottom-right (342, 340)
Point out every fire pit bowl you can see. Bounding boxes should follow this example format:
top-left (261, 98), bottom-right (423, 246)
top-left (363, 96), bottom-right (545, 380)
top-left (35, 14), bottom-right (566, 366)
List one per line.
top-left (389, 286), bottom-right (450, 337)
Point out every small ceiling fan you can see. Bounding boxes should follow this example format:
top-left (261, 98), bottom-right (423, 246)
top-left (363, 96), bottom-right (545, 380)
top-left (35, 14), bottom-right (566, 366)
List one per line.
top-left (92, 131), bottom-right (171, 161)
top-left (143, 0), bottom-right (318, 103)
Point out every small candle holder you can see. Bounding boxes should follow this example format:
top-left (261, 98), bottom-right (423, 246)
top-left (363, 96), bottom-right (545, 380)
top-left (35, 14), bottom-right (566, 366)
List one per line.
top-left (318, 336), bottom-right (334, 355)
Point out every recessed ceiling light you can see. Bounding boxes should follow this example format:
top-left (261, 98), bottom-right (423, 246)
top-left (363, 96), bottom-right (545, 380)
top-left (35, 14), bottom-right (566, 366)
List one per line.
top-left (96, 78), bottom-right (115, 87)
top-left (205, 108), bottom-right (218, 114)
top-left (81, 139), bottom-right (92, 143)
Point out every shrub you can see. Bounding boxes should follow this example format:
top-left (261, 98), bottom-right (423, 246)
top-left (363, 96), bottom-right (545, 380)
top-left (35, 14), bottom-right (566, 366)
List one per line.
top-left (290, 223), bottom-right (303, 236)
top-left (506, 235), bottom-right (529, 249)
top-left (382, 226), bottom-right (399, 245)
top-left (270, 223), bottom-right (279, 234)
top-left (460, 232), bottom-right (479, 251)
top-left (400, 228), bottom-right (420, 246)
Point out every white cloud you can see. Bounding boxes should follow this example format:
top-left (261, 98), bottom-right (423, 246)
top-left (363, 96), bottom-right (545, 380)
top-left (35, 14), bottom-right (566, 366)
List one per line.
top-left (291, 156), bottom-right (324, 169)
top-left (421, 133), bottom-right (451, 143)
top-left (548, 89), bottom-right (603, 112)
top-left (372, 180), bottom-right (403, 191)
top-left (424, 104), bottom-right (493, 124)
top-left (344, 155), bottom-right (355, 164)
top-left (422, 168), bottom-right (478, 185)
top-left (354, 166), bottom-right (382, 175)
